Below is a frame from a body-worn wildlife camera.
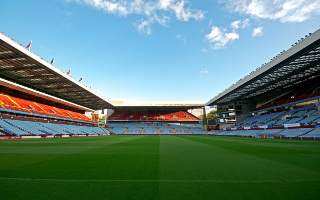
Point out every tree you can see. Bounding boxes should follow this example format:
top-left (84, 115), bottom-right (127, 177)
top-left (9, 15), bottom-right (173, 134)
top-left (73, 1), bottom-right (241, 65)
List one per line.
top-left (207, 110), bottom-right (217, 124)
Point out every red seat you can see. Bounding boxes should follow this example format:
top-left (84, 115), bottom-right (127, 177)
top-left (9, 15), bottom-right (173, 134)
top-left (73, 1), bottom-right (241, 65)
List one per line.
top-left (109, 110), bottom-right (199, 122)
top-left (0, 92), bottom-right (92, 122)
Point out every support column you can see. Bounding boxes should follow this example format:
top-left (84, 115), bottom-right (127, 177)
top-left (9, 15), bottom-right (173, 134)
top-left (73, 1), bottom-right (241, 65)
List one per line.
top-left (202, 107), bottom-right (208, 131)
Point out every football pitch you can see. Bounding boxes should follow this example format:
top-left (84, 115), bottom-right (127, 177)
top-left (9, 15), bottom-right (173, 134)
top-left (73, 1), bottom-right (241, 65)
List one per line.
top-left (1, 135), bottom-right (320, 200)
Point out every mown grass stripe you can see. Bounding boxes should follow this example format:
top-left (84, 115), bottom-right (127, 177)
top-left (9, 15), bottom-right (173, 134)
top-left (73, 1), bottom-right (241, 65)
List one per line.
top-left (1, 177), bottom-right (320, 183)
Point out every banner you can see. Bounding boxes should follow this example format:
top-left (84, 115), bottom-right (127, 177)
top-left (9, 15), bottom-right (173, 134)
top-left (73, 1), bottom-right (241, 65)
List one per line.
top-left (284, 123), bottom-right (300, 128)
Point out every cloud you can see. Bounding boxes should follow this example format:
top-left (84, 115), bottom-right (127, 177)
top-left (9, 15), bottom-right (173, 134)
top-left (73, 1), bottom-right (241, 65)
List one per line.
top-left (135, 15), bottom-right (169, 35)
top-left (231, 18), bottom-right (250, 30)
top-left (69, 0), bottom-right (204, 34)
top-left (159, 0), bottom-right (172, 8)
top-left (158, 0), bottom-right (204, 21)
top-left (206, 26), bottom-right (239, 48)
top-left (169, 1), bottom-right (204, 21)
top-left (252, 26), bottom-right (263, 37)
top-left (136, 19), bottom-right (153, 35)
top-left (84, 0), bottom-right (129, 15)
top-left (225, 0), bottom-right (320, 23)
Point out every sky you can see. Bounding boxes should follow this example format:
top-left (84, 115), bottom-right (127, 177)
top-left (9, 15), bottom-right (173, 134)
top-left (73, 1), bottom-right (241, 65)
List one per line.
top-left (1, 0), bottom-right (320, 103)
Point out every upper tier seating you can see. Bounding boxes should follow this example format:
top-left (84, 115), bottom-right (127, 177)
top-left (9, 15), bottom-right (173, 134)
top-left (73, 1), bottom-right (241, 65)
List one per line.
top-left (260, 86), bottom-right (320, 109)
top-left (238, 105), bottom-right (320, 128)
top-left (0, 92), bottom-right (92, 122)
top-left (109, 111), bottom-right (199, 122)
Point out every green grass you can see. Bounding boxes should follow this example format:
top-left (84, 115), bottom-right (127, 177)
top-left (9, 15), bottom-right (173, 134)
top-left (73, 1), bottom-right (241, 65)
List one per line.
top-left (0, 135), bottom-right (320, 200)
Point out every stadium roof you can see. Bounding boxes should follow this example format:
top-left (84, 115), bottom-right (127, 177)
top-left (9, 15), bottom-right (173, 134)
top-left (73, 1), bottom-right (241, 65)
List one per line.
top-left (112, 100), bottom-right (204, 110)
top-left (0, 77), bottom-right (94, 112)
top-left (207, 29), bottom-right (320, 106)
top-left (0, 32), bottom-right (113, 110)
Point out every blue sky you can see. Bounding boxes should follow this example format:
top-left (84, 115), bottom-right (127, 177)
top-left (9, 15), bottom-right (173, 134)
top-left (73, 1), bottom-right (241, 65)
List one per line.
top-left (1, 0), bottom-right (320, 103)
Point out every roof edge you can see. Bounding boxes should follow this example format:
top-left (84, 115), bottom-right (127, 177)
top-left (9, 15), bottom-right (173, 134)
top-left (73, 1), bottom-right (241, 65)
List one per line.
top-left (206, 28), bottom-right (320, 106)
top-left (0, 77), bottom-right (94, 112)
top-left (0, 32), bottom-right (113, 109)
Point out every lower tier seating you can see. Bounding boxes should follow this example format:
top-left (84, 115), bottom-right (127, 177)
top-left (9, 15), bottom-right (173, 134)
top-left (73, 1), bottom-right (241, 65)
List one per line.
top-left (108, 122), bottom-right (207, 135)
top-left (211, 128), bottom-right (320, 139)
top-left (0, 118), bottom-right (109, 136)
top-left (302, 128), bottom-right (320, 138)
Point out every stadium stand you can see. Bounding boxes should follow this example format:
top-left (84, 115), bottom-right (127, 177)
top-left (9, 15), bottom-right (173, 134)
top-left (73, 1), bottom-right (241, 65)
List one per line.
top-left (0, 94), bottom-right (111, 137)
top-left (302, 128), bottom-right (320, 138)
top-left (0, 33), bottom-right (113, 138)
top-left (238, 105), bottom-right (320, 128)
top-left (109, 122), bottom-right (206, 135)
top-left (0, 117), bottom-right (109, 136)
top-left (211, 127), bottom-right (320, 139)
top-left (109, 110), bottom-right (199, 122)
top-left (259, 86), bottom-right (320, 110)
top-left (0, 90), bottom-right (92, 122)
top-left (108, 104), bottom-right (205, 135)
top-left (206, 29), bottom-right (320, 139)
